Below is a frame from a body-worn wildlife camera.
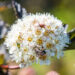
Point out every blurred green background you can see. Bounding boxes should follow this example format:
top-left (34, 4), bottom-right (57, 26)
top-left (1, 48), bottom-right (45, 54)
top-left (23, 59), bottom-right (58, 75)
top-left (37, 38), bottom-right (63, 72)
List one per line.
top-left (0, 0), bottom-right (75, 75)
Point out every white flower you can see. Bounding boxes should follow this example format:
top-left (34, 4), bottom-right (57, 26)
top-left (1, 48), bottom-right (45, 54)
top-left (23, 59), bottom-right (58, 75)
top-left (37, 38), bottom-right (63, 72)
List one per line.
top-left (5, 13), bottom-right (69, 68)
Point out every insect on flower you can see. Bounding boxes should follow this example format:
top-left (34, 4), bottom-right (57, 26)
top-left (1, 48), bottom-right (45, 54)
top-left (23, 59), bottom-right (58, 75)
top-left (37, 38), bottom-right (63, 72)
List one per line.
top-left (5, 13), bottom-right (70, 68)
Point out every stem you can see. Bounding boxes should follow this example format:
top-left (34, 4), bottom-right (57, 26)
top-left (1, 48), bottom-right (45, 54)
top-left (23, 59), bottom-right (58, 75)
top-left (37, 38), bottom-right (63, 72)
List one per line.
top-left (11, 0), bottom-right (18, 19)
top-left (0, 65), bottom-right (20, 69)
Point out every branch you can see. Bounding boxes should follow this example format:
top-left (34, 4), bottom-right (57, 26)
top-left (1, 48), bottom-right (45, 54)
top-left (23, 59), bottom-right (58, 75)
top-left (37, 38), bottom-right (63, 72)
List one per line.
top-left (11, 0), bottom-right (27, 19)
top-left (0, 65), bottom-right (20, 69)
top-left (12, 0), bottom-right (18, 19)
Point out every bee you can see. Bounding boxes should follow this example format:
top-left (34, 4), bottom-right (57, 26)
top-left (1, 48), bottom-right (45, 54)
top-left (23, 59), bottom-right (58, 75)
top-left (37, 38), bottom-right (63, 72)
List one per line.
top-left (35, 49), bottom-right (46, 56)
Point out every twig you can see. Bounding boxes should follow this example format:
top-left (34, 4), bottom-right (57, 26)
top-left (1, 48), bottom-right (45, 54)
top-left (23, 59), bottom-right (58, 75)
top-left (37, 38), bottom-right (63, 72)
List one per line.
top-left (12, 0), bottom-right (18, 19)
top-left (0, 65), bottom-right (20, 69)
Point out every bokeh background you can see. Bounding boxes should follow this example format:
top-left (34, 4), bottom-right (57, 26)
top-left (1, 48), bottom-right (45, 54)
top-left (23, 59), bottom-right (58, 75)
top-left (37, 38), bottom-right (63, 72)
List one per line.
top-left (0, 0), bottom-right (75, 75)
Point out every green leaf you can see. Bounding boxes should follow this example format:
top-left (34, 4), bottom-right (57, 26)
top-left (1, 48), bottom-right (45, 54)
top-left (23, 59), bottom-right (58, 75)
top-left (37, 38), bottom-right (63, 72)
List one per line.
top-left (65, 29), bottom-right (75, 50)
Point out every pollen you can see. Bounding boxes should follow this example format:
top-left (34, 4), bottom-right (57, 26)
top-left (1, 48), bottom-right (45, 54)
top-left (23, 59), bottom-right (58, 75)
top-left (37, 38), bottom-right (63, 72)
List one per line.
top-left (29, 55), bottom-right (35, 61)
top-left (44, 30), bottom-right (49, 36)
top-left (18, 35), bottom-right (24, 42)
top-left (46, 43), bottom-right (53, 49)
top-left (37, 38), bottom-right (43, 45)
top-left (55, 40), bottom-right (59, 44)
top-left (27, 37), bottom-right (33, 42)
top-left (47, 25), bottom-right (51, 29)
top-left (17, 43), bottom-right (20, 49)
top-left (35, 29), bottom-right (41, 35)
top-left (55, 26), bottom-right (59, 29)
top-left (24, 48), bottom-right (28, 52)
top-left (21, 59), bottom-right (24, 63)
top-left (49, 30), bottom-right (54, 34)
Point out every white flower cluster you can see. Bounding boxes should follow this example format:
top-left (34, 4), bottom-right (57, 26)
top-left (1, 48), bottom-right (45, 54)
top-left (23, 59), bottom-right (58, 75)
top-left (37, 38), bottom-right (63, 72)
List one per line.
top-left (5, 13), bottom-right (69, 68)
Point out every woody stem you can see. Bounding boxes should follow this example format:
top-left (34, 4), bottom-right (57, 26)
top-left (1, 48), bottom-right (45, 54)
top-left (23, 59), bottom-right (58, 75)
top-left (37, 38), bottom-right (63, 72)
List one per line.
top-left (0, 65), bottom-right (20, 69)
